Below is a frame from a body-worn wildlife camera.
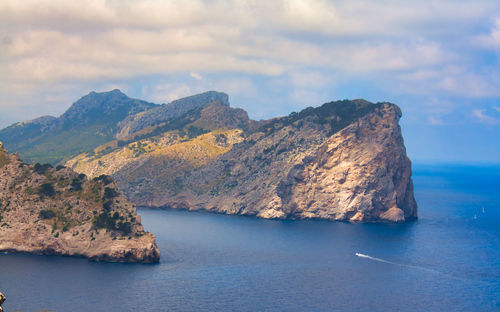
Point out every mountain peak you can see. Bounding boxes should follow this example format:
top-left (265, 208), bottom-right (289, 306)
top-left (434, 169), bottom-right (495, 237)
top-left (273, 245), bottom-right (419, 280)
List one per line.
top-left (83, 89), bottom-right (127, 101)
top-left (116, 91), bottom-right (231, 139)
top-left (169, 91), bottom-right (229, 108)
top-left (60, 90), bottom-right (156, 124)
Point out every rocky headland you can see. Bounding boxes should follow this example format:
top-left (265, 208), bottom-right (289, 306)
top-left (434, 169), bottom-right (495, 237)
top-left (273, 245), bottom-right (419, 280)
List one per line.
top-left (0, 143), bottom-right (160, 262)
top-left (64, 92), bottom-right (417, 222)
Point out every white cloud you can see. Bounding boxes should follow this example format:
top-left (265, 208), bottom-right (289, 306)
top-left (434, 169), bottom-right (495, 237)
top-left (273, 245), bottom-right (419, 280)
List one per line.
top-left (146, 83), bottom-right (192, 104)
top-left (190, 72), bottom-right (202, 80)
top-left (1, 0), bottom-right (500, 127)
top-left (472, 109), bottom-right (499, 124)
top-left (477, 18), bottom-right (500, 50)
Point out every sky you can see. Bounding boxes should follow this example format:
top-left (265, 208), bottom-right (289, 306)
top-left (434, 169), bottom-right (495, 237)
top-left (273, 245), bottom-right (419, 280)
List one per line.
top-left (0, 0), bottom-right (499, 163)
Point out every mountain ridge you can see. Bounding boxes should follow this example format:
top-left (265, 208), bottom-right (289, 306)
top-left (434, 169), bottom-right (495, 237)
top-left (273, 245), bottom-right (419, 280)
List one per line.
top-left (66, 95), bottom-right (418, 222)
top-left (0, 90), bottom-right (229, 165)
top-left (2, 89), bottom-right (417, 222)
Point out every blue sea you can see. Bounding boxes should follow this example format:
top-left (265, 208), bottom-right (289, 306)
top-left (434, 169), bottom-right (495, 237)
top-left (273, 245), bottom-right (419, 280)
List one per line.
top-left (1, 164), bottom-right (499, 312)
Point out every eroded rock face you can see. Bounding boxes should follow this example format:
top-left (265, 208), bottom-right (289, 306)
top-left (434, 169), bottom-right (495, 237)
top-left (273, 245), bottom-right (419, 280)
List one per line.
top-left (0, 145), bottom-right (160, 262)
top-left (161, 103), bottom-right (417, 222)
top-left (68, 99), bottom-right (417, 223)
top-left (272, 104), bottom-right (417, 222)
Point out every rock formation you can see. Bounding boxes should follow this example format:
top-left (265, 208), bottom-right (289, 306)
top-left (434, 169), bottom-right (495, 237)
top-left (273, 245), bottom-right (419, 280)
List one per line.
top-left (66, 96), bottom-right (417, 222)
top-left (0, 144), bottom-right (160, 262)
top-left (117, 91), bottom-right (230, 139)
top-left (0, 292), bottom-right (5, 312)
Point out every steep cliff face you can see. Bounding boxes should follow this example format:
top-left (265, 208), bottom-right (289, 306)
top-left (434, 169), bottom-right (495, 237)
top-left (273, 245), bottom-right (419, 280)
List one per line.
top-left (157, 102), bottom-right (417, 222)
top-left (0, 144), bottom-right (160, 262)
top-left (67, 98), bottom-right (417, 222)
top-left (270, 104), bottom-right (417, 222)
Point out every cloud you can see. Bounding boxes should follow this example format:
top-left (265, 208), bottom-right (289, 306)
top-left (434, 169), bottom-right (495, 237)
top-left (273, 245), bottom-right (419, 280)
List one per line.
top-left (190, 72), bottom-right (202, 80)
top-left (477, 18), bottom-right (500, 50)
top-left (1, 0), bottom-right (500, 128)
top-left (143, 83), bottom-right (192, 104)
top-left (472, 109), bottom-right (499, 124)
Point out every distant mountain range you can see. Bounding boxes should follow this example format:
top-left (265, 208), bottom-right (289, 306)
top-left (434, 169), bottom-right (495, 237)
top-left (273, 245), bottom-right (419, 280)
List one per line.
top-left (0, 89), bottom-right (158, 164)
top-left (1, 90), bottom-right (417, 222)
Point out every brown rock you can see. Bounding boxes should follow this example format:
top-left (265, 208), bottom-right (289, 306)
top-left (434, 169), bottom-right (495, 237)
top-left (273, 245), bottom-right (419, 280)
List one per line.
top-left (0, 147), bottom-right (160, 262)
top-left (67, 99), bottom-right (417, 223)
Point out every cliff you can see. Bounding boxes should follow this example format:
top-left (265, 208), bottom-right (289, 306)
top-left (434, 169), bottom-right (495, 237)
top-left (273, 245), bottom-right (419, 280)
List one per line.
top-left (67, 97), bottom-right (417, 222)
top-left (0, 143), bottom-right (160, 262)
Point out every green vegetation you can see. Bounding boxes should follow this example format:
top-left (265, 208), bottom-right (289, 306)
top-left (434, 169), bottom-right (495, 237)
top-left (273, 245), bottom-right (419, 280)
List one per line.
top-left (38, 183), bottom-right (56, 197)
top-left (103, 187), bottom-right (118, 199)
top-left (70, 178), bottom-right (83, 191)
top-left (93, 174), bottom-right (113, 185)
top-left (33, 163), bottom-right (53, 175)
top-left (257, 100), bottom-right (380, 136)
top-left (110, 105), bottom-right (208, 155)
top-left (93, 211), bottom-right (132, 235)
top-left (187, 125), bottom-right (209, 138)
top-left (39, 209), bottom-right (56, 219)
top-left (0, 90), bottom-right (158, 165)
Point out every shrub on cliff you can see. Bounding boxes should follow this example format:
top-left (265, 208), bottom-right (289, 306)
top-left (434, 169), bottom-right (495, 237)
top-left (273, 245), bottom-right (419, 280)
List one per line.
top-left (103, 187), bottom-right (118, 199)
top-left (93, 212), bottom-right (131, 234)
top-left (93, 174), bottom-right (113, 185)
top-left (33, 163), bottom-right (53, 175)
top-left (39, 209), bottom-right (56, 219)
top-left (70, 178), bottom-right (83, 191)
top-left (93, 212), bottom-right (115, 230)
top-left (38, 183), bottom-right (55, 197)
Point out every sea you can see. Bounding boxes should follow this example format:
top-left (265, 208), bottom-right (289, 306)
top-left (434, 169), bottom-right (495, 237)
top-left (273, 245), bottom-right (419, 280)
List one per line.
top-left (1, 164), bottom-right (499, 312)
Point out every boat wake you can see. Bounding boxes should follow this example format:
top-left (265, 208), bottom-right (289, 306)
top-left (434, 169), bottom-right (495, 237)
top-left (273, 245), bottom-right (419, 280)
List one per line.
top-left (354, 252), bottom-right (456, 278)
top-left (355, 253), bottom-right (394, 264)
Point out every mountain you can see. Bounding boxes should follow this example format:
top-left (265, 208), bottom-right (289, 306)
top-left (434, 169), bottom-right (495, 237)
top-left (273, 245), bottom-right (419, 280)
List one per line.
top-left (0, 142), bottom-right (160, 262)
top-left (117, 91), bottom-right (230, 139)
top-left (0, 90), bottom-right (234, 166)
top-left (66, 95), bottom-right (417, 222)
top-left (0, 89), bottom-right (158, 165)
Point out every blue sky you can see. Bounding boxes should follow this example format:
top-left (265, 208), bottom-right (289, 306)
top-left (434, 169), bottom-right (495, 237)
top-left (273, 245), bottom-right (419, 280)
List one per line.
top-left (0, 0), bottom-right (499, 163)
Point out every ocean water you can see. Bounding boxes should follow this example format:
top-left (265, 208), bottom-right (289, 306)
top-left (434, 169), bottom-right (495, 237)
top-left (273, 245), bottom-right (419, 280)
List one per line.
top-left (1, 164), bottom-right (499, 312)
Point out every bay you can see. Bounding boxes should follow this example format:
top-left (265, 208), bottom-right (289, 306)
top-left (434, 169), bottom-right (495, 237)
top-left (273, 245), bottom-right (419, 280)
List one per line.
top-left (1, 164), bottom-right (499, 311)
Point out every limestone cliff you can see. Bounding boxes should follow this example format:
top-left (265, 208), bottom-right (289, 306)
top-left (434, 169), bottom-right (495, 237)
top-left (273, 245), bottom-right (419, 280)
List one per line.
top-left (67, 98), bottom-right (417, 222)
top-left (0, 143), bottom-right (160, 262)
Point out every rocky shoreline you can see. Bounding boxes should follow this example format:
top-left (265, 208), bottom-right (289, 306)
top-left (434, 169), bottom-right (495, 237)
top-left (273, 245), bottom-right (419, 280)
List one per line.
top-left (0, 143), bottom-right (160, 263)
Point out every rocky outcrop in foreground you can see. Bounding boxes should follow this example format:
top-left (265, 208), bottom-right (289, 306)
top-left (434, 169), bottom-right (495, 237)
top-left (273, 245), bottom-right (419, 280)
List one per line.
top-left (67, 96), bottom-right (417, 223)
top-left (0, 143), bottom-right (159, 262)
top-left (0, 292), bottom-right (5, 312)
